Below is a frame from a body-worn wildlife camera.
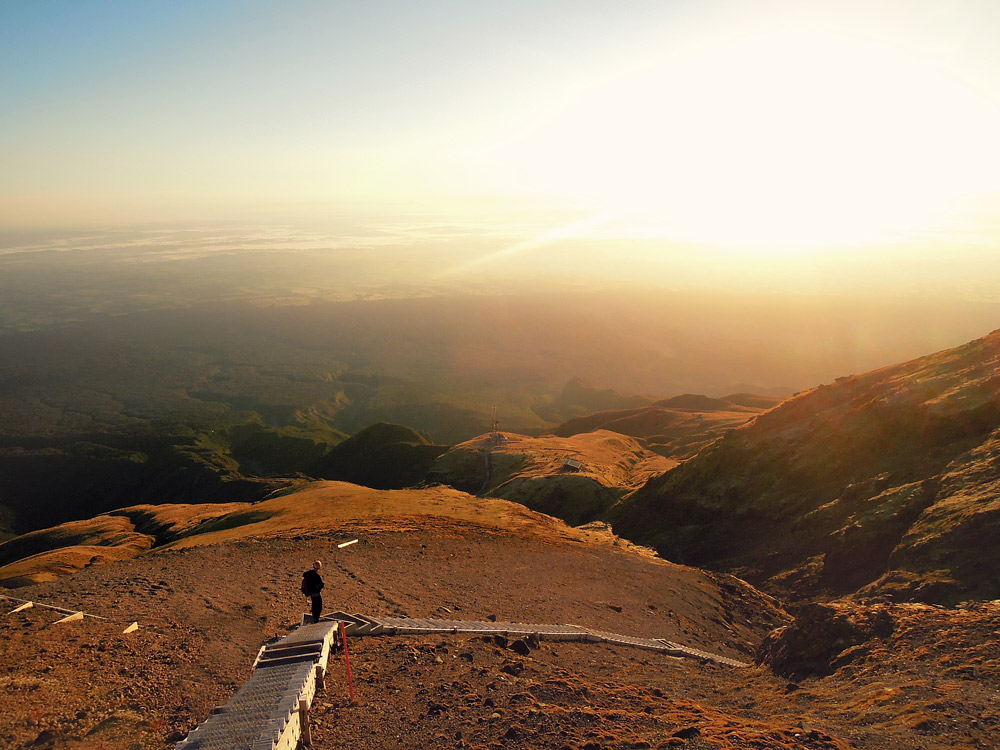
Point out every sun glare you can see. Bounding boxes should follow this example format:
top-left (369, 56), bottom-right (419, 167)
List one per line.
top-left (474, 7), bottom-right (1000, 257)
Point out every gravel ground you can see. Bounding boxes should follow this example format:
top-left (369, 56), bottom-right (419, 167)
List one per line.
top-left (2, 520), bottom-right (996, 749)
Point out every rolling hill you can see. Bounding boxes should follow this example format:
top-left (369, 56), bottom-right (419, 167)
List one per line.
top-left (552, 393), bottom-right (779, 459)
top-left (429, 430), bottom-right (675, 526)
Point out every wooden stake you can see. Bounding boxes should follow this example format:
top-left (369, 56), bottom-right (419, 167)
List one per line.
top-left (122, 622), bottom-right (139, 634)
top-left (337, 539), bottom-right (358, 549)
top-left (315, 664), bottom-right (325, 692)
top-left (8, 601), bottom-right (33, 614)
top-left (299, 698), bottom-right (312, 746)
top-left (340, 621), bottom-right (355, 703)
top-left (54, 611), bottom-right (84, 624)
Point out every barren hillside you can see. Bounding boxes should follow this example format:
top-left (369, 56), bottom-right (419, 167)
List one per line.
top-left (2, 482), bottom-right (997, 749)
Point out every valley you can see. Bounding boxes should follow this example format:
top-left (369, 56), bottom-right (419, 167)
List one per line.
top-left (2, 279), bottom-right (999, 749)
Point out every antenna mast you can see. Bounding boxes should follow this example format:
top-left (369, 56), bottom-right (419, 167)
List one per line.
top-left (490, 406), bottom-right (502, 447)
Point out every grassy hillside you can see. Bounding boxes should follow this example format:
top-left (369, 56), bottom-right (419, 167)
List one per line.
top-left (431, 431), bottom-right (675, 526)
top-left (609, 329), bottom-right (1000, 604)
top-left (309, 422), bottom-right (448, 489)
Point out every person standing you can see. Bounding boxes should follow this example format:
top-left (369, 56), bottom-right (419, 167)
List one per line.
top-left (301, 560), bottom-right (324, 623)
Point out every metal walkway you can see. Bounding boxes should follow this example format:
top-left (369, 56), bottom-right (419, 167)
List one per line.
top-left (332, 612), bottom-right (748, 668)
top-left (175, 620), bottom-right (339, 750)
top-left (175, 613), bottom-right (746, 749)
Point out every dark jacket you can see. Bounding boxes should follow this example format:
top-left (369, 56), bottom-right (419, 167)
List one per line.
top-left (302, 569), bottom-right (324, 596)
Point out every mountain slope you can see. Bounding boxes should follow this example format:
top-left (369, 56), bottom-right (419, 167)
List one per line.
top-left (609, 329), bottom-right (1000, 604)
top-left (429, 430), bottom-right (676, 525)
top-left (552, 393), bottom-right (776, 458)
top-left (3, 480), bottom-right (998, 750)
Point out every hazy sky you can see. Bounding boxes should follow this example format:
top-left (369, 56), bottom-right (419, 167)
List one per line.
top-left (3, 1), bottom-right (1000, 275)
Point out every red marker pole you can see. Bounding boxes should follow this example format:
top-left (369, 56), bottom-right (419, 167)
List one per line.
top-left (339, 621), bottom-right (355, 703)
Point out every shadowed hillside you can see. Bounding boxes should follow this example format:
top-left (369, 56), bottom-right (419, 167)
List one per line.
top-left (609, 329), bottom-right (1000, 605)
top-left (309, 422), bottom-right (448, 489)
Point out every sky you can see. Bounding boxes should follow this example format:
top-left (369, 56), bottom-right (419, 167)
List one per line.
top-left (2, 0), bottom-right (1000, 284)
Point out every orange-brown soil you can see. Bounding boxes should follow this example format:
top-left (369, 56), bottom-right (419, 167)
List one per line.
top-left (2, 484), bottom-right (997, 749)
